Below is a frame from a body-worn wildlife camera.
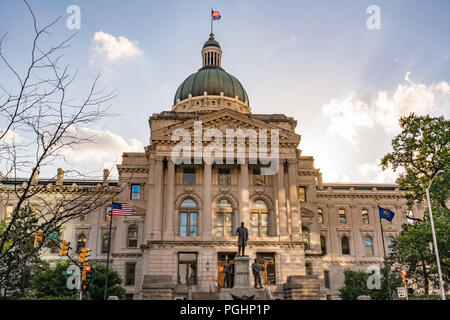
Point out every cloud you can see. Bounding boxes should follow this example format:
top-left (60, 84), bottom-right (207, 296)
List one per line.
top-left (322, 73), bottom-right (450, 143)
top-left (90, 31), bottom-right (143, 63)
top-left (357, 160), bottom-right (401, 183)
top-left (60, 126), bottom-right (144, 172)
top-left (0, 128), bottom-right (23, 145)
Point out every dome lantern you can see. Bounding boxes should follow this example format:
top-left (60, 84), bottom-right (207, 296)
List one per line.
top-left (201, 33), bottom-right (222, 67)
top-left (172, 34), bottom-right (250, 114)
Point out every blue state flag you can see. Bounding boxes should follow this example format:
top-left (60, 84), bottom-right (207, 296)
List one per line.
top-left (378, 206), bottom-right (395, 222)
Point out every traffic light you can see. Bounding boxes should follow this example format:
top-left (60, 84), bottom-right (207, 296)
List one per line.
top-left (81, 265), bottom-right (92, 281)
top-left (78, 247), bottom-right (91, 263)
top-left (82, 283), bottom-right (89, 291)
top-left (33, 230), bottom-right (43, 248)
top-left (60, 240), bottom-right (70, 256)
top-left (401, 270), bottom-right (408, 284)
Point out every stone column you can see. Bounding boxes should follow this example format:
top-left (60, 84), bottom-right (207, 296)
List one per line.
top-left (163, 160), bottom-right (175, 240)
top-left (240, 163), bottom-right (250, 228)
top-left (277, 160), bottom-right (288, 236)
top-left (151, 158), bottom-right (163, 240)
top-left (144, 159), bottom-right (156, 241)
top-left (288, 159), bottom-right (301, 239)
top-left (203, 163), bottom-right (212, 240)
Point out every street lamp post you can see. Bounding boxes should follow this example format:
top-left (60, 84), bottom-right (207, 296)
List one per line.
top-left (425, 170), bottom-right (446, 300)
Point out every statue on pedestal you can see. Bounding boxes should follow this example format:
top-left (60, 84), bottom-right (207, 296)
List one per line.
top-left (222, 259), bottom-right (233, 288)
top-left (252, 259), bottom-right (263, 289)
top-left (235, 222), bottom-right (248, 256)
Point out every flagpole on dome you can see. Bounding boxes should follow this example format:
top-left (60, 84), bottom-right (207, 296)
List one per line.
top-left (104, 199), bottom-right (114, 300)
top-left (377, 199), bottom-right (393, 300)
top-left (211, 8), bottom-right (213, 35)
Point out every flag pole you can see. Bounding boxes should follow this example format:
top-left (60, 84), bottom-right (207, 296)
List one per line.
top-left (378, 203), bottom-right (392, 300)
top-left (210, 8), bottom-right (213, 35)
top-left (104, 202), bottom-right (114, 300)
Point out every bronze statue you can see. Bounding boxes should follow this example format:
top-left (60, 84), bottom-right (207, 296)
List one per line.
top-left (235, 222), bottom-right (248, 256)
top-left (252, 258), bottom-right (263, 288)
top-left (222, 259), bottom-right (233, 288)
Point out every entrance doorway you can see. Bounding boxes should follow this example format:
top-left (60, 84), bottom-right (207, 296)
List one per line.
top-left (256, 253), bottom-right (276, 286)
top-left (217, 252), bottom-right (236, 292)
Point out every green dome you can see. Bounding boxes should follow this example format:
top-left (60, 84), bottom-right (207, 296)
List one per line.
top-left (174, 66), bottom-right (249, 105)
top-left (203, 39), bottom-right (221, 49)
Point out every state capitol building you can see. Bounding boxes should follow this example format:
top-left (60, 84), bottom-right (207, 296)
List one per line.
top-left (0, 33), bottom-right (424, 300)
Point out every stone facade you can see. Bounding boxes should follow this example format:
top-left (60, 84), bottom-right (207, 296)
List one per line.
top-left (0, 33), bottom-right (425, 300)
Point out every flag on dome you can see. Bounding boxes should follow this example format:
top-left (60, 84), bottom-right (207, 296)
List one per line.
top-left (212, 10), bottom-right (221, 20)
top-left (112, 202), bottom-right (132, 216)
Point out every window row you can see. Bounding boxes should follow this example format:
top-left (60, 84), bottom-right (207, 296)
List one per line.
top-left (304, 232), bottom-right (395, 256)
top-left (74, 224), bottom-right (140, 253)
top-left (316, 208), bottom-right (372, 225)
top-left (177, 198), bottom-right (271, 238)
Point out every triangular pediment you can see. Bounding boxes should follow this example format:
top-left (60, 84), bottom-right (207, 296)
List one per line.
top-left (151, 109), bottom-right (300, 145)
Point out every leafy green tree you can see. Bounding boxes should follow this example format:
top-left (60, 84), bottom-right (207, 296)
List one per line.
top-left (0, 204), bottom-right (47, 298)
top-left (86, 262), bottom-right (126, 300)
top-left (32, 260), bottom-right (75, 298)
top-left (381, 113), bottom-right (449, 209)
top-left (381, 113), bottom-right (449, 295)
top-left (32, 260), bottom-right (125, 300)
top-left (338, 267), bottom-right (401, 300)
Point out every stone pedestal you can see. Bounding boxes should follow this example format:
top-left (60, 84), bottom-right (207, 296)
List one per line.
top-left (219, 256), bottom-right (271, 300)
top-left (233, 256), bottom-right (251, 288)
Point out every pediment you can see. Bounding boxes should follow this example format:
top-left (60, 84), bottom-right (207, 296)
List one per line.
top-left (131, 205), bottom-right (146, 216)
top-left (151, 109), bottom-right (300, 145)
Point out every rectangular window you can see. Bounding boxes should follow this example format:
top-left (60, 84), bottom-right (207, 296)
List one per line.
top-left (180, 212), bottom-right (197, 236)
top-left (318, 208), bottom-right (324, 224)
top-left (125, 263), bottom-right (136, 286)
top-left (324, 271), bottom-right (330, 288)
top-left (216, 212), bottom-right (232, 237)
top-left (5, 206), bottom-right (13, 219)
top-left (361, 209), bottom-right (369, 224)
top-left (131, 184), bottom-right (141, 200)
top-left (338, 209), bottom-right (347, 224)
top-left (298, 187), bottom-right (306, 202)
top-left (105, 206), bottom-right (112, 222)
top-left (178, 253), bottom-right (197, 285)
top-left (320, 236), bottom-right (327, 255)
top-left (183, 168), bottom-right (196, 185)
top-left (218, 168), bottom-right (231, 186)
top-left (251, 213), bottom-right (259, 237)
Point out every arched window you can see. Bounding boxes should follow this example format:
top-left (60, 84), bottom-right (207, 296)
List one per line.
top-left (305, 262), bottom-right (313, 276)
top-left (216, 199), bottom-right (233, 237)
top-left (318, 208), bottom-right (324, 224)
top-left (179, 198), bottom-right (198, 236)
top-left (128, 224), bottom-right (138, 248)
top-left (102, 233), bottom-right (110, 253)
top-left (251, 200), bottom-right (269, 237)
top-left (387, 236), bottom-right (396, 254)
top-left (364, 236), bottom-right (374, 256)
top-left (341, 236), bottom-right (350, 255)
top-left (302, 226), bottom-right (310, 250)
top-left (77, 233), bottom-right (86, 253)
top-left (320, 235), bottom-right (327, 255)
top-left (338, 209), bottom-right (347, 224)
top-left (361, 208), bottom-right (369, 224)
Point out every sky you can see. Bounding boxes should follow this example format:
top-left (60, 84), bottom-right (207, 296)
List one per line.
top-left (0, 0), bottom-right (449, 182)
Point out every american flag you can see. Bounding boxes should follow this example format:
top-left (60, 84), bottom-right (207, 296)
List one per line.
top-left (112, 202), bottom-right (132, 216)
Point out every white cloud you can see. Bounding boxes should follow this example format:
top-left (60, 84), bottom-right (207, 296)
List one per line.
top-left (0, 128), bottom-right (23, 145)
top-left (90, 31), bottom-right (143, 63)
top-left (61, 126), bottom-right (144, 171)
top-left (357, 160), bottom-right (401, 183)
top-left (322, 73), bottom-right (450, 143)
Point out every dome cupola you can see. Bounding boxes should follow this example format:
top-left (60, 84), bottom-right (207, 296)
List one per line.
top-left (172, 34), bottom-right (250, 114)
